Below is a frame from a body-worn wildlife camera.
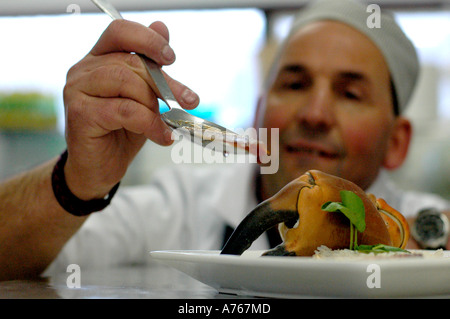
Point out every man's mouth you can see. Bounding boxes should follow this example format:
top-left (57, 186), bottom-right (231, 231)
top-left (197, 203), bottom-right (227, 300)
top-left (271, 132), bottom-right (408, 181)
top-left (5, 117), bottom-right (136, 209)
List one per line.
top-left (285, 143), bottom-right (340, 160)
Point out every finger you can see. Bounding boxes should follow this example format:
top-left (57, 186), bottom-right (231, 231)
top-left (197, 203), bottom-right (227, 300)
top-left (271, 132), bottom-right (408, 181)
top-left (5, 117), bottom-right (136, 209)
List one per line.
top-left (91, 19), bottom-right (176, 66)
top-left (72, 24), bottom-right (199, 110)
top-left (162, 71), bottom-right (200, 109)
top-left (93, 52), bottom-right (200, 110)
top-left (102, 98), bottom-right (173, 146)
top-left (79, 61), bottom-right (158, 111)
top-left (68, 53), bottom-right (199, 114)
top-left (149, 21), bottom-right (170, 42)
top-left (70, 95), bottom-right (173, 146)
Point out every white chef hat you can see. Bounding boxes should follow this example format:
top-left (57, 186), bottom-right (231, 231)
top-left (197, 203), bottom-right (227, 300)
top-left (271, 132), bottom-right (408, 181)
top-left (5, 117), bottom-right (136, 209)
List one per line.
top-left (282, 0), bottom-right (419, 114)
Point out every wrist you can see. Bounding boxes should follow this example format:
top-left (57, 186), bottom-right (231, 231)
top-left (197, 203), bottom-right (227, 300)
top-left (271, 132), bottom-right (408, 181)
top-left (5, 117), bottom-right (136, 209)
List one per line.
top-left (64, 156), bottom-right (115, 201)
top-left (52, 150), bottom-right (120, 216)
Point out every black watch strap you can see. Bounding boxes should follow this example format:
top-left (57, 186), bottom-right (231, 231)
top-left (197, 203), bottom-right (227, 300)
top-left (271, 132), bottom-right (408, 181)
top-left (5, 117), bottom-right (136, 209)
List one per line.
top-left (51, 150), bottom-right (120, 216)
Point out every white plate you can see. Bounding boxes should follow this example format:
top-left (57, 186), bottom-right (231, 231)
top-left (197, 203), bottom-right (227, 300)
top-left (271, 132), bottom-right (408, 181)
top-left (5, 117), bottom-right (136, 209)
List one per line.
top-left (150, 249), bottom-right (450, 298)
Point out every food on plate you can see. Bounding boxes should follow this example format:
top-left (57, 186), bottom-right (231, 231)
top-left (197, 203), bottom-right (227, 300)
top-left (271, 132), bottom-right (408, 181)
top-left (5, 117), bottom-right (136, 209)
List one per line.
top-left (312, 245), bottom-right (445, 259)
top-left (221, 170), bottom-right (410, 256)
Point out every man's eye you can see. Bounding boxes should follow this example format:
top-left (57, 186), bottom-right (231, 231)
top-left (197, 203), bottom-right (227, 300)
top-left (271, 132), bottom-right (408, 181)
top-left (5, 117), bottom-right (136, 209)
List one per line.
top-left (340, 86), bottom-right (365, 101)
top-left (282, 81), bottom-right (308, 90)
top-left (344, 91), bottom-right (361, 100)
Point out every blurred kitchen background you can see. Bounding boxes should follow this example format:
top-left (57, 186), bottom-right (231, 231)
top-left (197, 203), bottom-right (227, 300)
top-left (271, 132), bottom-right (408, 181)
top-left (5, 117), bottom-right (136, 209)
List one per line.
top-left (0, 0), bottom-right (448, 200)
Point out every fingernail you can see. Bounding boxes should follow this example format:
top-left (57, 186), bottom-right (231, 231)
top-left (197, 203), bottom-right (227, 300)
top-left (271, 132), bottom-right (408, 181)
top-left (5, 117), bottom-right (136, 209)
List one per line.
top-left (181, 89), bottom-right (197, 105)
top-left (164, 127), bottom-right (174, 143)
top-left (162, 45), bottom-right (175, 63)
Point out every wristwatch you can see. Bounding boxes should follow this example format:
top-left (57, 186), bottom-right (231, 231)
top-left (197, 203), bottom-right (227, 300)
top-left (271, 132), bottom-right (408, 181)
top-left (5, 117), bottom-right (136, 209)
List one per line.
top-left (412, 208), bottom-right (449, 250)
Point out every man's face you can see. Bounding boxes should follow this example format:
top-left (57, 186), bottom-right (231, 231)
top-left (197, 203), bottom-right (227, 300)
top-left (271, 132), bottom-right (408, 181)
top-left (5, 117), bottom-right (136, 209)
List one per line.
top-left (259, 21), bottom-right (397, 198)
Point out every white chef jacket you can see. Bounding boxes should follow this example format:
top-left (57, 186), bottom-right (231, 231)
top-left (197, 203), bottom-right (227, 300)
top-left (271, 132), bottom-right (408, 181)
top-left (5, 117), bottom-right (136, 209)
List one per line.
top-left (45, 164), bottom-right (449, 275)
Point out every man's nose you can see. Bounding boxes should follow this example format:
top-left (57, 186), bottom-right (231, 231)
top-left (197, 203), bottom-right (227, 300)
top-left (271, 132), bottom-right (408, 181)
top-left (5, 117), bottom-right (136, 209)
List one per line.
top-left (295, 84), bottom-right (335, 131)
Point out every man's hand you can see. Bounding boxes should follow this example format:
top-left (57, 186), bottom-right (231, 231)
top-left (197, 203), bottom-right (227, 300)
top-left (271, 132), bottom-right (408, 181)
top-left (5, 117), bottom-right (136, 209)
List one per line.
top-left (62, 20), bottom-right (199, 200)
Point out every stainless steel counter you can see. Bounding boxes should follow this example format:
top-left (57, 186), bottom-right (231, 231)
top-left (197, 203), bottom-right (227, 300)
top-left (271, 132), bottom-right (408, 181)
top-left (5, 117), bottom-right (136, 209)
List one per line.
top-left (0, 264), bottom-right (236, 299)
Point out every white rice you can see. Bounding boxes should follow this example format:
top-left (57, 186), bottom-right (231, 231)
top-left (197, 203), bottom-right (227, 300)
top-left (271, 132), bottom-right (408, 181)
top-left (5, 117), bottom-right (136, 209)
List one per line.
top-left (312, 245), bottom-right (446, 260)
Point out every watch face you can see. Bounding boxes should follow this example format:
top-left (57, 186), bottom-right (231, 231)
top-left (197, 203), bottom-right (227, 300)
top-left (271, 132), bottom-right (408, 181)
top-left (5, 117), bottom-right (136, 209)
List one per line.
top-left (415, 214), bottom-right (445, 241)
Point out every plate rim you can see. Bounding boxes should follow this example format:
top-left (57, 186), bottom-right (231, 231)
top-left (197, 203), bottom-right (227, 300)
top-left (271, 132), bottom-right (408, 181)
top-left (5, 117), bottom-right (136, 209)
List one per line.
top-left (150, 249), bottom-right (450, 271)
top-left (149, 249), bottom-right (450, 298)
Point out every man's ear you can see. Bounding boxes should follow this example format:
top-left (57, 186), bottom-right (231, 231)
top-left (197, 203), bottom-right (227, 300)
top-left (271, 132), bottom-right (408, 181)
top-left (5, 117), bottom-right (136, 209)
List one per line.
top-left (383, 116), bottom-right (412, 170)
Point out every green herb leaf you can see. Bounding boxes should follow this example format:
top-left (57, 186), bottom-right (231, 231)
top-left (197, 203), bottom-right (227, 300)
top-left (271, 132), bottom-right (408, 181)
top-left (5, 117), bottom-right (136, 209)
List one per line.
top-left (321, 201), bottom-right (346, 213)
top-left (321, 191), bottom-right (407, 254)
top-left (321, 190), bottom-right (366, 233)
top-left (355, 244), bottom-right (410, 253)
top-left (340, 191), bottom-right (366, 232)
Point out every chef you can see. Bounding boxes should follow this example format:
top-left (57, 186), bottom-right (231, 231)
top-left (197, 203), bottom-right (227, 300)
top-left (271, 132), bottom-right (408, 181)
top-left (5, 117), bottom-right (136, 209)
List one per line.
top-left (0, 0), bottom-right (448, 280)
